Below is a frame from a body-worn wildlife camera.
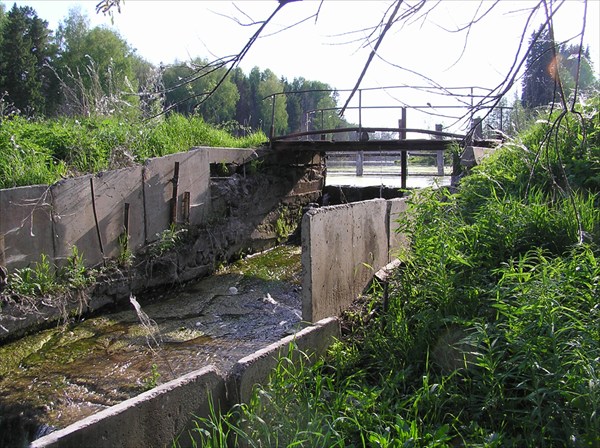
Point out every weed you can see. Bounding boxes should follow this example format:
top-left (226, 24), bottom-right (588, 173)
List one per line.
top-left (61, 246), bottom-right (95, 290)
top-left (142, 363), bottom-right (161, 390)
top-left (117, 233), bottom-right (134, 267)
top-left (8, 254), bottom-right (60, 297)
top-left (150, 224), bottom-right (188, 257)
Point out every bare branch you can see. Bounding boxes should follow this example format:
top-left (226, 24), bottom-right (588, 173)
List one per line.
top-left (149, 0), bottom-right (298, 119)
top-left (339, 0), bottom-right (404, 117)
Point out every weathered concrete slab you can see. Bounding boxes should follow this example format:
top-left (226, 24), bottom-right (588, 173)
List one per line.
top-left (302, 200), bottom-right (388, 322)
top-left (461, 146), bottom-right (495, 167)
top-left (51, 175), bottom-right (102, 266)
top-left (229, 317), bottom-right (340, 404)
top-left (387, 197), bottom-right (410, 261)
top-left (198, 146), bottom-right (258, 165)
top-left (0, 185), bottom-right (54, 271)
top-left (31, 366), bottom-right (227, 448)
top-left (88, 166), bottom-right (145, 260)
top-left (143, 148), bottom-right (210, 242)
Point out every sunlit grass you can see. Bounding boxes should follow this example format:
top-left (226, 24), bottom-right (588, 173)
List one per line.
top-left (0, 115), bottom-right (267, 189)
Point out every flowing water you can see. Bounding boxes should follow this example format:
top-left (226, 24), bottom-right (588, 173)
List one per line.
top-left (0, 245), bottom-right (302, 447)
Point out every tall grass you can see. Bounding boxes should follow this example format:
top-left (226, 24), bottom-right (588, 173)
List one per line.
top-left (0, 115), bottom-right (266, 189)
top-left (180, 97), bottom-right (600, 447)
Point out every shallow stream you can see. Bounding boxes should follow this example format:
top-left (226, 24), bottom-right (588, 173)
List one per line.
top-left (0, 245), bottom-right (302, 447)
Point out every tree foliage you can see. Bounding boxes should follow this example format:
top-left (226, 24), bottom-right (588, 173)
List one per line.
top-left (522, 28), bottom-right (597, 109)
top-left (53, 8), bottom-right (139, 116)
top-left (0, 4), bottom-right (58, 116)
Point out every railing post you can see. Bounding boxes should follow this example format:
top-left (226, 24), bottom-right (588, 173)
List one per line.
top-left (358, 89), bottom-right (362, 133)
top-left (435, 123), bottom-right (444, 176)
top-left (356, 89), bottom-right (364, 175)
top-left (356, 151), bottom-right (364, 176)
top-left (399, 107), bottom-right (407, 189)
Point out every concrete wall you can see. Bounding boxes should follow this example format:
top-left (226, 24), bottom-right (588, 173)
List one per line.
top-left (31, 317), bottom-right (340, 448)
top-left (202, 146), bottom-right (259, 165)
top-left (0, 148), bottom-right (212, 270)
top-left (51, 166), bottom-right (146, 267)
top-left (0, 185), bottom-right (54, 270)
top-left (31, 366), bottom-right (227, 448)
top-left (302, 198), bottom-right (409, 322)
top-left (143, 148), bottom-right (210, 243)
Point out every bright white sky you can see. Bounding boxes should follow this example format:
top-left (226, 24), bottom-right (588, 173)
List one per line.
top-left (5, 0), bottom-right (600, 130)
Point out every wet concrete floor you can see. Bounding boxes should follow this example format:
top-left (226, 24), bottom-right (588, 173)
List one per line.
top-left (0, 245), bottom-right (302, 446)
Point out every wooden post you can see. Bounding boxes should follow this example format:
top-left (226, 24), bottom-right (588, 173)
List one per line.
top-left (123, 203), bottom-right (130, 236)
top-left (170, 162), bottom-right (180, 225)
top-left (89, 177), bottom-right (105, 259)
top-left (399, 107), bottom-right (407, 189)
top-left (356, 90), bottom-right (364, 175)
top-left (356, 151), bottom-right (364, 176)
top-left (122, 202), bottom-right (130, 253)
top-left (435, 123), bottom-right (444, 176)
top-left (182, 191), bottom-right (190, 224)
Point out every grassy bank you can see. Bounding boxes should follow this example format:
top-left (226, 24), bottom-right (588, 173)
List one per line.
top-left (0, 114), bottom-right (266, 189)
top-left (184, 98), bottom-right (600, 447)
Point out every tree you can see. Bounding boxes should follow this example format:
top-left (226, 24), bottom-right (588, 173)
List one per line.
top-left (255, 68), bottom-right (288, 136)
top-left (283, 77), bottom-right (350, 135)
top-left (521, 29), bottom-right (558, 109)
top-left (54, 8), bottom-right (139, 116)
top-left (163, 58), bottom-right (239, 123)
top-left (0, 3), bottom-right (6, 44)
top-left (0, 4), bottom-right (58, 116)
top-left (558, 44), bottom-right (598, 99)
top-left (231, 67), bottom-right (253, 128)
top-left (94, 0), bottom-right (595, 135)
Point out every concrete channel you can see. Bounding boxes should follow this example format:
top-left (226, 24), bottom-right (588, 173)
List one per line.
top-left (28, 196), bottom-right (409, 448)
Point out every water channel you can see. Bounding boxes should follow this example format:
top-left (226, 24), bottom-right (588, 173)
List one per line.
top-left (0, 245), bottom-right (302, 447)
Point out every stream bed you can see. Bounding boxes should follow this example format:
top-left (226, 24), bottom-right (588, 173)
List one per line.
top-left (0, 245), bottom-right (302, 447)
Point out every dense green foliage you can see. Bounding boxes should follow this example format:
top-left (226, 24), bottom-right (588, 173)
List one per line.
top-left (522, 29), bottom-right (597, 108)
top-left (0, 4), bottom-right (59, 116)
top-left (0, 4), bottom-right (350, 136)
top-left (0, 115), bottom-right (265, 188)
top-left (185, 98), bottom-right (600, 447)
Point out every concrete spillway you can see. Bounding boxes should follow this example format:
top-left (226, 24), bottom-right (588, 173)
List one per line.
top-left (0, 246), bottom-right (304, 447)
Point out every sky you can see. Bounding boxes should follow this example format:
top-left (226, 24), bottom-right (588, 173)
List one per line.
top-left (4, 0), bottom-right (600, 130)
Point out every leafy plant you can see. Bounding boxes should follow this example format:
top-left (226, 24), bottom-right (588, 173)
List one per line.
top-left (142, 363), bottom-right (161, 390)
top-left (150, 224), bottom-right (187, 257)
top-left (8, 254), bottom-right (60, 296)
top-left (58, 246), bottom-right (96, 291)
top-left (117, 232), bottom-right (134, 267)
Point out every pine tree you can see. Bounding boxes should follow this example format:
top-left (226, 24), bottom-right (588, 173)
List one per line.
top-left (521, 28), bottom-right (558, 108)
top-left (0, 5), bottom-right (57, 116)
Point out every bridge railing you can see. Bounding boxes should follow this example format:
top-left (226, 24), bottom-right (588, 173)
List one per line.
top-left (263, 85), bottom-right (512, 142)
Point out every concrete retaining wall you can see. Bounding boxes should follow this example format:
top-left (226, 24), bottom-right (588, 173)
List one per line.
top-left (31, 317), bottom-right (340, 448)
top-left (302, 198), bottom-right (409, 322)
top-left (0, 147), bottom-right (276, 271)
top-left (0, 185), bottom-right (54, 269)
top-left (143, 149), bottom-right (210, 243)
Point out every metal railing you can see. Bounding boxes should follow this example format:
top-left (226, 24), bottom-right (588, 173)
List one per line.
top-left (263, 85), bottom-right (512, 141)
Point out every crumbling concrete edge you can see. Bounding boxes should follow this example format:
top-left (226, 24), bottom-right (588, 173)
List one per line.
top-left (31, 317), bottom-right (340, 448)
top-left (228, 316), bottom-right (340, 404)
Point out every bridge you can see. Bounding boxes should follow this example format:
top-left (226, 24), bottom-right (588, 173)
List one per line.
top-left (263, 85), bottom-right (506, 188)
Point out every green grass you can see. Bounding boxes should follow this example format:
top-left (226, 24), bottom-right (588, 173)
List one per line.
top-left (0, 114), bottom-right (267, 189)
top-left (178, 96), bottom-right (600, 447)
